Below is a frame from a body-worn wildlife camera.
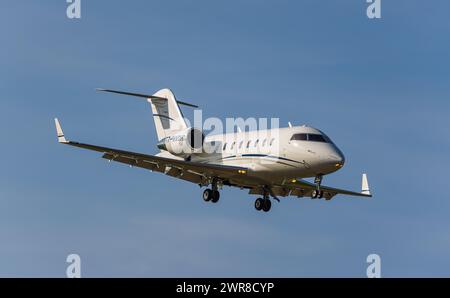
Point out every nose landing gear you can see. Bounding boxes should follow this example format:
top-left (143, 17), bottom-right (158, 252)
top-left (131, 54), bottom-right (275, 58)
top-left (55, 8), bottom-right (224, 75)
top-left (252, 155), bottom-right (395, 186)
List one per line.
top-left (314, 174), bottom-right (323, 185)
top-left (311, 174), bottom-right (324, 199)
top-left (311, 189), bottom-right (324, 199)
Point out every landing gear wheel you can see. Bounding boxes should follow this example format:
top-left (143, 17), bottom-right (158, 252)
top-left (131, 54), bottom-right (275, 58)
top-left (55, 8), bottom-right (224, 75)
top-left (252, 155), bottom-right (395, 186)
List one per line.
top-left (255, 198), bottom-right (264, 211)
top-left (203, 189), bottom-right (213, 202)
top-left (318, 190), bottom-right (324, 199)
top-left (211, 190), bottom-right (220, 203)
top-left (262, 199), bottom-right (272, 212)
top-left (311, 189), bottom-right (319, 199)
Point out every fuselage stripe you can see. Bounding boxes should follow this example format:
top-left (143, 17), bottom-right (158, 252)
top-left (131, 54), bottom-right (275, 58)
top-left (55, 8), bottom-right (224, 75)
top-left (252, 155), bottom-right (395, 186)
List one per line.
top-left (218, 154), bottom-right (303, 165)
top-left (241, 154), bottom-right (303, 164)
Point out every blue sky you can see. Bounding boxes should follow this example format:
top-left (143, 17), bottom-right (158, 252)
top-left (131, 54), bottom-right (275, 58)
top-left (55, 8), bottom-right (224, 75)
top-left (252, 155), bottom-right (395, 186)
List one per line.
top-left (1, 0), bottom-right (450, 277)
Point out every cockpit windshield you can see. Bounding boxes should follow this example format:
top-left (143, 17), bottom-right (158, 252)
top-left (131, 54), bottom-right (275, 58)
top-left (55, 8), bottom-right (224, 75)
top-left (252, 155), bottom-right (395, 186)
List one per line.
top-left (290, 133), bottom-right (329, 143)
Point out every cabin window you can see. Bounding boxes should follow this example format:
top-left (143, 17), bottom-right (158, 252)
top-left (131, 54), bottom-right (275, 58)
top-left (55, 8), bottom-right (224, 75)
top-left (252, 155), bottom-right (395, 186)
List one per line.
top-left (223, 143), bottom-right (227, 151)
top-left (255, 139), bottom-right (259, 147)
top-left (262, 139), bottom-right (267, 147)
top-left (270, 138), bottom-right (275, 146)
top-left (239, 141), bottom-right (243, 149)
top-left (247, 140), bottom-right (251, 148)
top-left (230, 141), bottom-right (235, 150)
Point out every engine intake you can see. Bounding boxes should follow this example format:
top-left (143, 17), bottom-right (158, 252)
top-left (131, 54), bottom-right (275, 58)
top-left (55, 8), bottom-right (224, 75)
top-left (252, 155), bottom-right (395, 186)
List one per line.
top-left (187, 128), bottom-right (204, 150)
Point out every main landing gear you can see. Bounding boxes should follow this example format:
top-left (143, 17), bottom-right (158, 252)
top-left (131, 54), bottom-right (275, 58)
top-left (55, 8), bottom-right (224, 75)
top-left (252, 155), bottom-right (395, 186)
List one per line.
top-left (203, 188), bottom-right (220, 203)
top-left (202, 178), bottom-right (220, 203)
top-left (254, 187), bottom-right (273, 212)
top-left (254, 197), bottom-right (271, 212)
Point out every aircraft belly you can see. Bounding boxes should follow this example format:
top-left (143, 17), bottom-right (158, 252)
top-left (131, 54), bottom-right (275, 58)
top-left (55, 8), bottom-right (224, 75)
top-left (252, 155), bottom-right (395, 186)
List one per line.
top-left (220, 157), bottom-right (313, 184)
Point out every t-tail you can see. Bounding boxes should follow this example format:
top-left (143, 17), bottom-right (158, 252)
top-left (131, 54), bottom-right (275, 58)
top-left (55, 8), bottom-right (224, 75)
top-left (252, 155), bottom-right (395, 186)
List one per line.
top-left (96, 88), bottom-right (198, 141)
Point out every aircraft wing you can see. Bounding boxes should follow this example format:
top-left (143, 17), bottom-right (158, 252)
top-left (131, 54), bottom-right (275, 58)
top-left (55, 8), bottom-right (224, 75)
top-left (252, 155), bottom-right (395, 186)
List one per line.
top-left (286, 175), bottom-right (372, 200)
top-left (54, 118), bottom-right (249, 185)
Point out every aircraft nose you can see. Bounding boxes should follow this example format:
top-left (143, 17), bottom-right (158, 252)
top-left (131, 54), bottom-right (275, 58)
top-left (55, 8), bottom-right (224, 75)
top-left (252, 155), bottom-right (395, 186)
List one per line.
top-left (328, 150), bottom-right (345, 169)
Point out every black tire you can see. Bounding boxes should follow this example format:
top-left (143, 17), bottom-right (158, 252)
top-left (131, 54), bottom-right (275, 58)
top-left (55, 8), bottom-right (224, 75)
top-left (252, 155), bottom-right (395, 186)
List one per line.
top-left (211, 190), bottom-right (220, 203)
top-left (318, 190), bottom-right (324, 199)
top-left (203, 189), bottom-right (212, 202)
top-left (254, 198), bottom-right (264, 211)
top-left (262, 199), bottom-right (271, 212)
top-left (311, 190), bottom-right (318, 199)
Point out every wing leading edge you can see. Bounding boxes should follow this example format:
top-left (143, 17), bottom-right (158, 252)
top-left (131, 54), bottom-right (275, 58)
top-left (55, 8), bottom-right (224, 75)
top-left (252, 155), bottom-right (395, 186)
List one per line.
top-left (285, 175), bottom-right (372, 200)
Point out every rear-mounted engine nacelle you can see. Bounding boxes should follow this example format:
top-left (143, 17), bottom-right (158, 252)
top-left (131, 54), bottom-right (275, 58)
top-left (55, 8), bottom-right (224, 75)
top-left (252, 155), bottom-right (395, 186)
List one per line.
top-left (157, 128), bottom-right (204, 157)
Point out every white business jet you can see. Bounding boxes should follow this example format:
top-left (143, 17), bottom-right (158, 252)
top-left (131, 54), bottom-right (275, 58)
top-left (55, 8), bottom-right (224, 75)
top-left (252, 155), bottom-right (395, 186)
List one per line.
top-left (54, 88), bottom-right (371, 212)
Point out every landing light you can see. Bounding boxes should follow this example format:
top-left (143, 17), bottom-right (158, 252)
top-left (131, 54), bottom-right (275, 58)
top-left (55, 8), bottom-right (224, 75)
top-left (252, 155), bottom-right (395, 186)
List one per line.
top-left (238, 170), bottom-right (247, 174)
top-left (291, 179), bottom-right (297, 183)
top-left (335, 163), bottom-right (343, 168)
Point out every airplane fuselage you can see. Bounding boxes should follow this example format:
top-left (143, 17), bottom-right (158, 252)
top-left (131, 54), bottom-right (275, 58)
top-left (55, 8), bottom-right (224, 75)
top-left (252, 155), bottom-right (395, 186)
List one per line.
top-left (190, 126), bottom-right (345, 185)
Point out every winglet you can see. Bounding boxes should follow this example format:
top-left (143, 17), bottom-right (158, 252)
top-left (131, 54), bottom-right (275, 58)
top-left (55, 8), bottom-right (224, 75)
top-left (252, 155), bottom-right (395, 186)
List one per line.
top-left (54, 118), bottom-right (68, 143)
top-left (361, 173), bottom-right (371, 196)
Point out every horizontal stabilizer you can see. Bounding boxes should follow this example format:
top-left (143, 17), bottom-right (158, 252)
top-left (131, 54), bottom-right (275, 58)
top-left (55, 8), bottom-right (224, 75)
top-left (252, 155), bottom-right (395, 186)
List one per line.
top-left (96, 88), bottom-right (199, 108)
